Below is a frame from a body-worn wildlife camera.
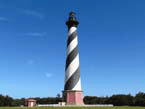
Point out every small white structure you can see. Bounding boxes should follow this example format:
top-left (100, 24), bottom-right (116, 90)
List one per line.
top-left (84, 104), bottom-right (113, 107)
top-left (59, 102), bottom-right (66, 106)
top-left (36, 104), bottom-right (59, 107)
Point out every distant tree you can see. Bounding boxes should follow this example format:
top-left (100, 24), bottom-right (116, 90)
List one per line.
top-left (11, 99), bottom-right (21, 106)
top-left (20, 98), bottom-right (25, 106)
top-left (34, 97), bottom-right (41, 104)
top-left (135, 92), bottom-right (145, 106)
top-left (83, 96), bottom-right (108, 104)
top-left (106, 94), bottom-right (134, 106)
top-left (0, 95), bottom-right (4, 106)
top-left (56, 93), bottom-right (61, 98)
top-left (4, 95), bottom-right (13, 106)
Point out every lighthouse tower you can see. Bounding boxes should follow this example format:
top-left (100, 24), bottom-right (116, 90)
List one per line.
top-left (63, 12), bottom-right (83, 105)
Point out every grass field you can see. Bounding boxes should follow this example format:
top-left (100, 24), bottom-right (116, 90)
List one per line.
top-left (0, 106), bottom-right (144, 109)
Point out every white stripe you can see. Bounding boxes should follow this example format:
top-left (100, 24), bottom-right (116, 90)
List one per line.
top-left (65, 54), bottom-right (79, 83)
top-left (72, 79), bottom-right (82, 90)
top-left (66, 36), bottom-right (78, 56)
top-left (68, 27), bottom-right (77, 36)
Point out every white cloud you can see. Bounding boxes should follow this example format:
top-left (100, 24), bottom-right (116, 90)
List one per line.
top-left (0, 17), bottom-right (8, 21)
top-left (23, 9), bottom-right (44, 19)
top-left (46, 73), bottom-right (52, 78)
top-left (26, 32), bottom-right (47, 37)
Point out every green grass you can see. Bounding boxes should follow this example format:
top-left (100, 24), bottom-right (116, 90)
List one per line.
top-left (0, 106), bottom-right (144, 109)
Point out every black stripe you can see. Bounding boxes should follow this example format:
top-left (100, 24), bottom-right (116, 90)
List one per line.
top-left (67, 32), bottom-right (77, 47)
top-left (65, 45), bottom-right (78, 70)
top-left (64, 67), bottom-right (80, 90)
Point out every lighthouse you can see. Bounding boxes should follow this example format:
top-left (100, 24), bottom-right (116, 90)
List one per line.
top-left (63, 12), bottom-right (84, 105)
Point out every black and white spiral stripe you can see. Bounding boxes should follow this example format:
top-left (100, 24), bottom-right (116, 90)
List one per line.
top-left (64, 26), bottom-right (82, 91)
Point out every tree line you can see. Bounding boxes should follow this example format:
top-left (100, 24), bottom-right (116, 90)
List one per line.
top-left (83, 92), bottom-right (145, 106)
top-left (0, 94), bottom-right (62, 107)
top-left (0, 92), bottom-right (145, 107)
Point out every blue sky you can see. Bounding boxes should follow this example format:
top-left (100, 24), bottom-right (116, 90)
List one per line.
top-left (0, 0), bottom-right (145, 98)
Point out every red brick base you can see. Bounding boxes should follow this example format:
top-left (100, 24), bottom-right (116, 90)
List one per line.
top-left (63, 90), bottom-right (84, 105)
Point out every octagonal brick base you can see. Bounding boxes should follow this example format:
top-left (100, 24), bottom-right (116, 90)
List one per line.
top-left (63, 90), bottom-right (84, 105)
